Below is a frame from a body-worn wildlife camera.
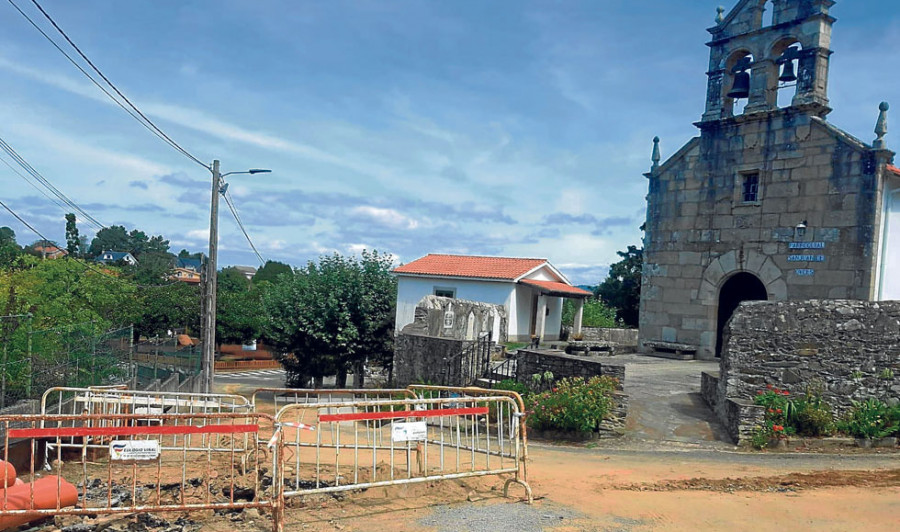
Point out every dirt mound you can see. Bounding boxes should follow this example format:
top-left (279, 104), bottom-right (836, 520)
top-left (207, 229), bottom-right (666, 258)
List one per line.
top-left (622, 469), bottom-right (900, 493)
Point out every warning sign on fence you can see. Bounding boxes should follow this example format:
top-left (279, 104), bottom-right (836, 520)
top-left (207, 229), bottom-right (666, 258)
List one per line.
top-left (109, 440), bottom-right (161, 461)
top-left (391, 421), bottom-right (427, 442)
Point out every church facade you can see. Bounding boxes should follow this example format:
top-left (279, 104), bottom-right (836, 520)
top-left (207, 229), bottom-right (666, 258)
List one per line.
top-left (639, 0), bottom-right (900, 359)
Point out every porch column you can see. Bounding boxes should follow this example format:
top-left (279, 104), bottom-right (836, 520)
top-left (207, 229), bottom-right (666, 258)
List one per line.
top-left (535, 294), bottom-right (548, 343)
top-left (573, 298), bottom-right (584, 336)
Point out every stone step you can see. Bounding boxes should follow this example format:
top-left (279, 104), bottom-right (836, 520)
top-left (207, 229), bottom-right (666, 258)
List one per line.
top-left (474, 377), bottom-right (499, 388)
top-left (645, 350), bottom-right (695, 361)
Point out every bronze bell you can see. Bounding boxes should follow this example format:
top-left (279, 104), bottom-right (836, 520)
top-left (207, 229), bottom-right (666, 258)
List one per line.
top-left (779, 61), bottom-right (797, 83)
top-left (727, 71), bottom-right (750, 99)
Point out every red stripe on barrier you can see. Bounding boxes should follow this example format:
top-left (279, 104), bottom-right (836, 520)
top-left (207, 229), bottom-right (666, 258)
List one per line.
top-left (8, 424), bottom-right (259, 439)
top-left (319, 406), bottom-right (489, 423)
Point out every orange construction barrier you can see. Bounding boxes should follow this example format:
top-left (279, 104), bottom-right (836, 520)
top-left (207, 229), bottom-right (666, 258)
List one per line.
top-left (0, 476), bottom-right (78, 529)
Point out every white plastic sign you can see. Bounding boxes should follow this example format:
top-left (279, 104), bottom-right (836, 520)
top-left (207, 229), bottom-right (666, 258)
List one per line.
top-left (109, 440), bottom-right (161, 461)
top-left (391, 421), bottom-right (427, 442)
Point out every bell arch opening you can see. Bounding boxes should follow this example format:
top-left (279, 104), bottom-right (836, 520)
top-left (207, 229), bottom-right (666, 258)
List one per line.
top-left (716, 272), bottom-right (768, 357)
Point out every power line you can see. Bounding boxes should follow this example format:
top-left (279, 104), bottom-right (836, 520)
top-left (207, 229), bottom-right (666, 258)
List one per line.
top-left (8, 0), bottom-right (210, 170)
top-left (0, 198), bottom-right (182, 289)
top-left (222, 191), bottom-right (265, 265)
top-left (0, 151), bottom-right (71, 213)
top-left (0, 135), bottom-right (106, 230)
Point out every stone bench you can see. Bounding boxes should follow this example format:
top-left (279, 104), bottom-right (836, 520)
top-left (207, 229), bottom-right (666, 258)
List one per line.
top-left (642, 340), bottom-right (698, 359)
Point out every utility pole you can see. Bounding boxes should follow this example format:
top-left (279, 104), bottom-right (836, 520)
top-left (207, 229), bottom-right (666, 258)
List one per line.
top-left (202, 160), bottom-right (221, 394)
top-left (200, 161), bottom-right (269, 394)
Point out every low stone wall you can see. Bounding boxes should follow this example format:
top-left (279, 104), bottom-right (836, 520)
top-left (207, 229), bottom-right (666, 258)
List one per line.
top-left (516, 349), bottom-right (625, 389)
top-left (580, 327), bottom-right (639, 351)
top-left (715, 299), bottom-right (900, 443)
top-left (515, 349), bottom-right (627, 437)
top-left (701, 371), bottom-right (719, 411)
top-left (393, 332), bottom-right (466, 386)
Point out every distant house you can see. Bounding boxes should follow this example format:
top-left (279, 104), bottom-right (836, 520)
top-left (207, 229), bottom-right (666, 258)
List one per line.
top-left (170, 257), bottom-right (202, 284)
top-left (393, 254), bottom-right (591, 343)
top-left (233, 266), bottom-right (257, 281)
top-left (31, 241), bottom-right (67, 260)
top-left (95, 250), bottom-right (138, 266)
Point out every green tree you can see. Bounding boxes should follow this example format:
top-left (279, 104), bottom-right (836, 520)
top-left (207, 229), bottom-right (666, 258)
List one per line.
top-left (219, 267), bottom-right (250, 293)
top-left (131, 251), bottom-right (176, 286)
top-left (217, 284), bottom-right (265, 346)
top-left (253, 260), bottom-right (292, 284)
top-left (87, 225), bottom-right (170, 258)
top-left (561, 298), bottom-right (620, 329)
top-left (262, 251), bottom-right (395, 388)
top-left (178, 249), bottom-right (203, 260)
top-left (0, 227), bottom-right (21, 267)
top-left (132, 282), bottom-right (200, 339)
top-left (65, 213), bottom-right (80, 257)
top-left (0, 256), bottom-right (138, 331)
top-left (595, 245), bottom-right (642, 327)
top-left (88, 226), bottom-right (129, 257)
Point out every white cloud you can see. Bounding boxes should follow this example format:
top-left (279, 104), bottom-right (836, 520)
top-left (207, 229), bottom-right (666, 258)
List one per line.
top-left (186, 229), bottom-right (209, 240)
top-left (351, 206), bottom-right (419, 230)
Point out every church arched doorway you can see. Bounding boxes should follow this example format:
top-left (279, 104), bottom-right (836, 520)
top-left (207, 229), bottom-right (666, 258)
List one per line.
top-left (716, 272), bottom-right (767, 357)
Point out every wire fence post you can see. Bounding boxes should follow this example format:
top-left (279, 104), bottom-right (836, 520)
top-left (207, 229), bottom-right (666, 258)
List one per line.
top-left (26, 313), bottom-right (33, 398)
top-left (129, 324), bottom-right (135, 387)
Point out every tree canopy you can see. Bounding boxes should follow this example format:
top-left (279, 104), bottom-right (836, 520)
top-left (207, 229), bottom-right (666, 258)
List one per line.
top-left (262, 251), bottom-right (396, 388)
top-left (595, 244), bottom-right (642, 327)
top-left (87, 225), bottom-right (170, 258)
top-left (253, 260), bottom-right (292, 284)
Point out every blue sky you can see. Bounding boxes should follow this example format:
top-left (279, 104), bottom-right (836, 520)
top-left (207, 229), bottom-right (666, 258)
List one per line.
top-left (1, 1), bottom-right (898, 285)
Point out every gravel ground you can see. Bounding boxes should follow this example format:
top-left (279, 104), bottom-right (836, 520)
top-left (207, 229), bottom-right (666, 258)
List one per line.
top-left (418, 501), bottom-right (583, 532)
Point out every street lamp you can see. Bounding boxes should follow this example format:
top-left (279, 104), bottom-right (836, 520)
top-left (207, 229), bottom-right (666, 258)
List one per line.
top-left (202, 160), bottom-right (271, 394)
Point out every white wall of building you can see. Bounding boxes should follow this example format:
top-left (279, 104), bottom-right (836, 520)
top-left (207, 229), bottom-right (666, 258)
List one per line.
top-left (395, 277), bottom-right (515, 333)
top-left (877, 185), bottom-right (900, 300)
top-left (395, 264), bottom-right (570, 342)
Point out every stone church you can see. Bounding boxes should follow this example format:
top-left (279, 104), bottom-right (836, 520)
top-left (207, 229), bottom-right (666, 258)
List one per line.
top-left (639, 0), bottom-right (900, 359)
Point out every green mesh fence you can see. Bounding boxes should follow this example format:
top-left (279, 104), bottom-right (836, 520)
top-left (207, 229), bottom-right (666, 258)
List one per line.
top-left (0, 318), bottom-right (203, 408)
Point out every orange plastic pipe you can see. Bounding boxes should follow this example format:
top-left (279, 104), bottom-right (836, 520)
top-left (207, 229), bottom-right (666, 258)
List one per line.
top-left (0, 461), bottom-right (15, 487)
top-left (0, 476), bottom-right (78, 529)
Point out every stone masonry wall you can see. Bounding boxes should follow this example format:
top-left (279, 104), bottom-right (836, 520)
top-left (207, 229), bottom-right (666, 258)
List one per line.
top-left (719, 299), bottom-right (900, 417)
top-left (393, 332), bottom-right (466, 386)
top-left (516, 349), bottom-right (627, 436)
top-left (516, 350), bottom-right (625, 390)
top-left (407, 295), bottom-right (506, 343)
top-left (640, 109), bottom-right (887, 359)
top-left (579, 327), bottom-right (639, 350)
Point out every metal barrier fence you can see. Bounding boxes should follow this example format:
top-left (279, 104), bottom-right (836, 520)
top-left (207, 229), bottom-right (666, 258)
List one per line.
top-left (0, 412), bottom-right (283, 531)
top-left (250, 387), bottom-right (415, 417)
top-left (274, 395), bottom-right (531, 502)
top-left (407, 385), bottom-right (530, 482)
top-left (40, 387), bottom-right (253, 465)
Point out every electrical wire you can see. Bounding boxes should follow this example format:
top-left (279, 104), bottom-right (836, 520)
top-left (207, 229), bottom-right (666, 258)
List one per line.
top-left (0, 198), bottom-right (183, 289)
top-left (7, 0), bottom-right (210, 171)
top-left (0, 135), bottom-right (106, 230)
top-left (0, 151), bottom-right (71, 214)
top-left (222, 190), bottom-right (265, 266)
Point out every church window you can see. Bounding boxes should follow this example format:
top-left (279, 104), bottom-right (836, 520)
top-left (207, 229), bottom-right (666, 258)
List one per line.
top-left (742, 173), bottom-right (760, 202)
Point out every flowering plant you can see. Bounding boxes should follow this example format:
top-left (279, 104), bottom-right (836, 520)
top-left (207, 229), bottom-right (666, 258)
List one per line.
top-left (525, 376), bottom-right (618, 433)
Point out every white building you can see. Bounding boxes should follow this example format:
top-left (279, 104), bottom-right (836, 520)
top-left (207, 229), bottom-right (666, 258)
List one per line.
top-left (393, 254), bottom-right (591, 343)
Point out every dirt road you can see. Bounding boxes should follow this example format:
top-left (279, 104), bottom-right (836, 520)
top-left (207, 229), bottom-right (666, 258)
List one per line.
top-left (278, 443), bottom-right (900, 532)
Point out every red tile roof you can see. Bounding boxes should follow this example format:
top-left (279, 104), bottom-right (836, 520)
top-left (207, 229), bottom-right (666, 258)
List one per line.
top-left (887, 165), bottom-right (900, 177)
top-left (393, 254), bottom-right (547, 280)
top-left (520, 279), bottom-right (592, 297)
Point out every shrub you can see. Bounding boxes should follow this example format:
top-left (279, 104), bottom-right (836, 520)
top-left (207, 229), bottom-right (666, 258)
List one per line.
top-left (789, 386), bottom-right (834, 437)
top-left (494, 379), bottom-right (529, 397)
top-left (526, 376), bottom-right (618, 433)
top-left (836, 398), bottom-right (898, 439)
top-left (750, 386), bottom-right (794, 448)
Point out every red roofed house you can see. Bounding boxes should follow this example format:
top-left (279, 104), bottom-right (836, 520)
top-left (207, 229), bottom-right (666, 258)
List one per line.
top-left (393, 254), bottom-right (591, 343)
